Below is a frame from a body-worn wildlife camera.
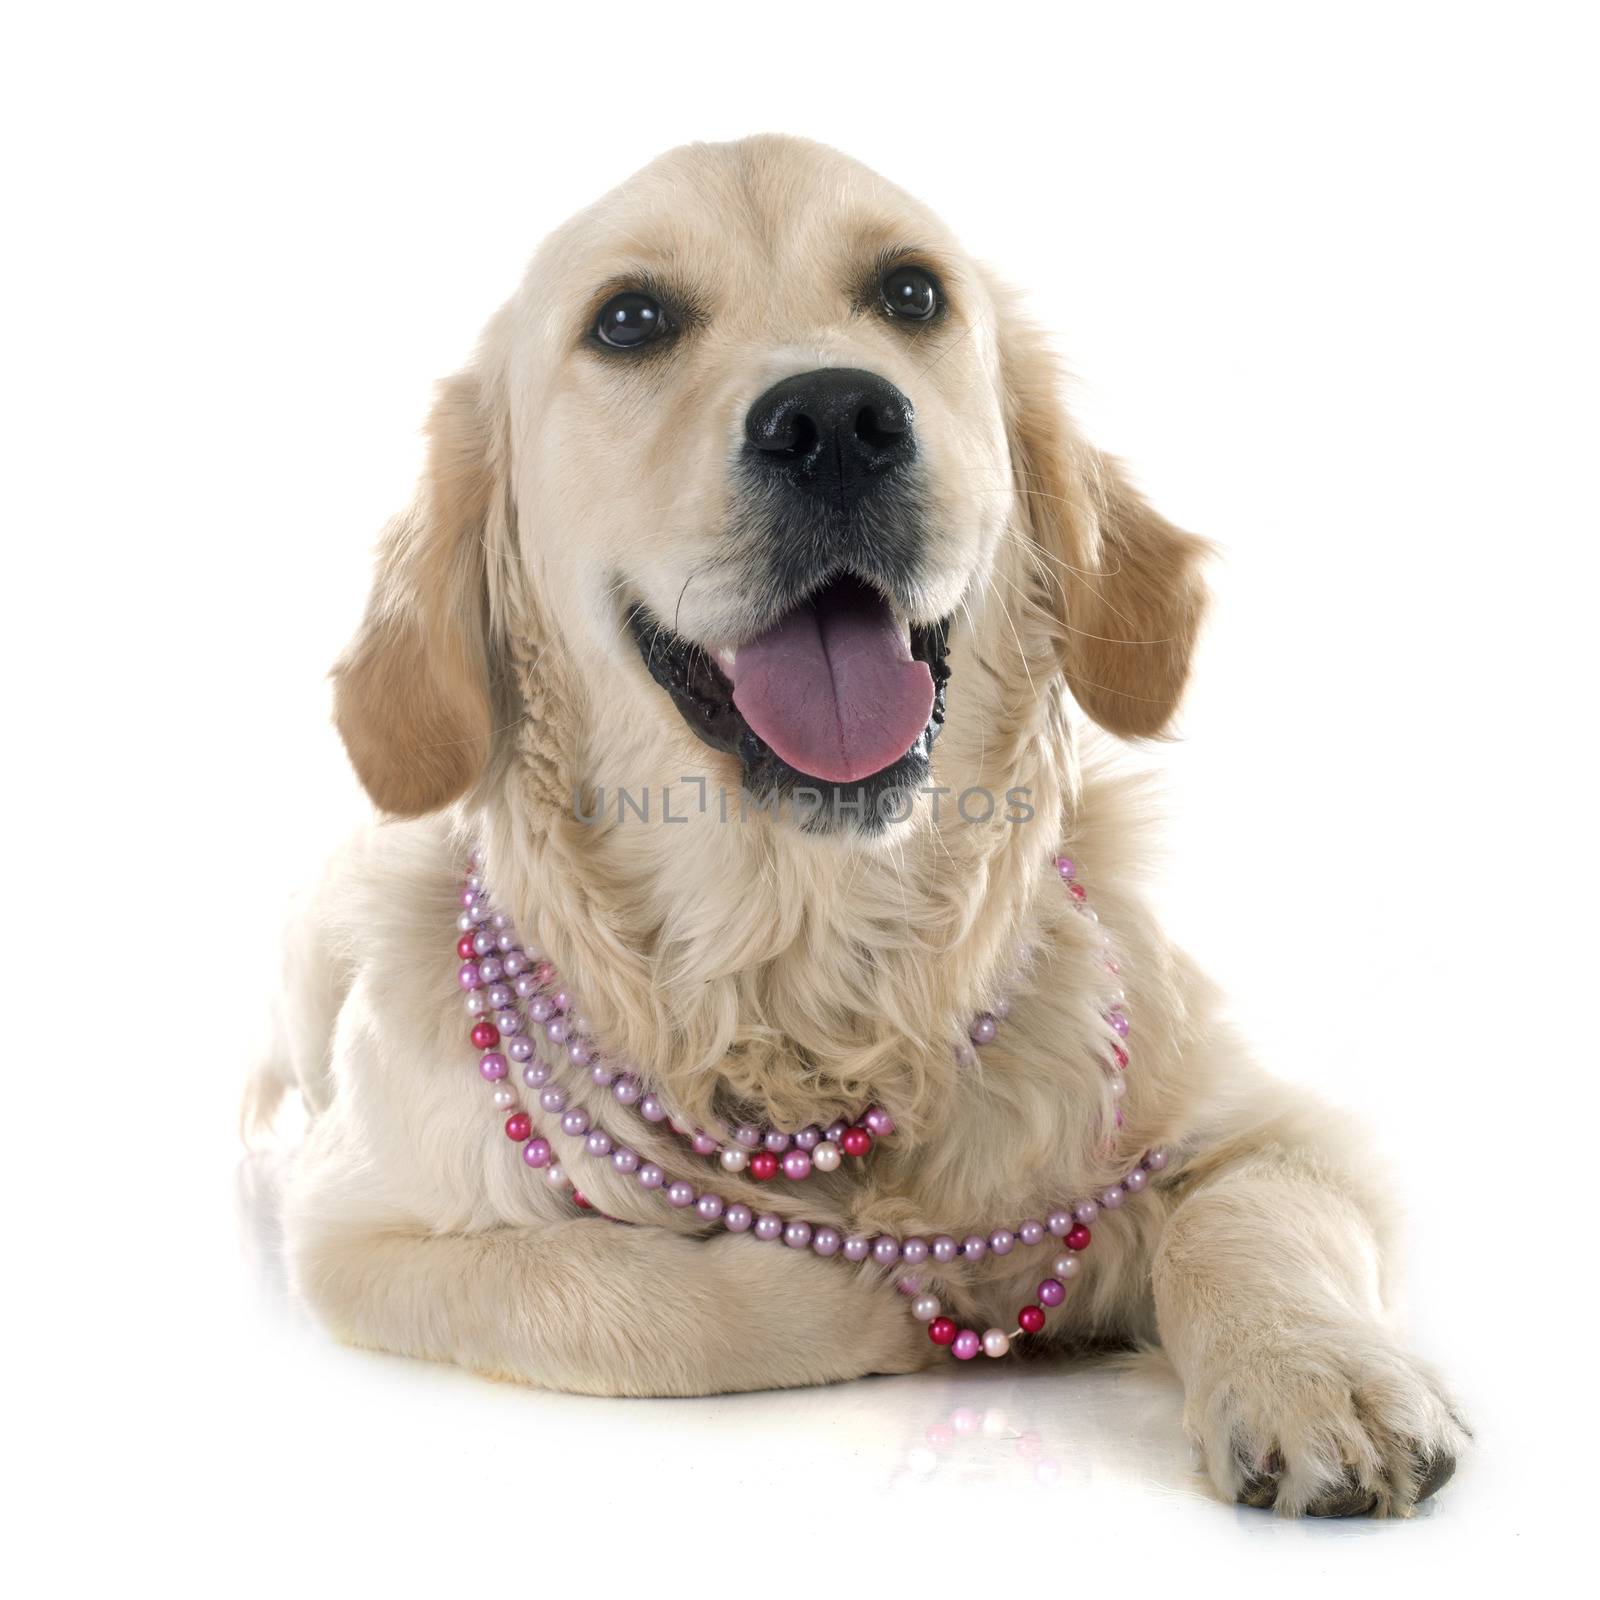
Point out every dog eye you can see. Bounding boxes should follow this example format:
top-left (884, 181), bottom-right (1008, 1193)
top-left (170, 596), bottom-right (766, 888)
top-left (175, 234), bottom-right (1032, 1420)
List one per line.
top-left (881, 264), bottom-right (940, 322)
top-left (595, 292), bottom-right (668, 349)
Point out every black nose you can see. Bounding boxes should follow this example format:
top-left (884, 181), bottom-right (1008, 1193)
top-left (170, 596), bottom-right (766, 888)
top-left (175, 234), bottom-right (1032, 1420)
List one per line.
top-left (743, 368), bottom-right (915, 502)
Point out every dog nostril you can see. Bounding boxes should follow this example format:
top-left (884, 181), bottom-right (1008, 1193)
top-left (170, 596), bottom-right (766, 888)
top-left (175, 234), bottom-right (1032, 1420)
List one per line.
top-left (854, 402), bottom-right (909, 451)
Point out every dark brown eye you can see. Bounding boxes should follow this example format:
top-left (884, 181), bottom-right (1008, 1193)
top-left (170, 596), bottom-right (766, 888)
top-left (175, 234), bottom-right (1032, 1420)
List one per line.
top-left (595, 292), bottom-right (668, 349)
top-left (881, 264), bottom-right (940, 322)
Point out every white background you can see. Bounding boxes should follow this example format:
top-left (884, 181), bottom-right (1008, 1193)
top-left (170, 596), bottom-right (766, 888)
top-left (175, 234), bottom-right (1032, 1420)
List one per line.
top-left (4, 2), bottom-right (1595, 1592)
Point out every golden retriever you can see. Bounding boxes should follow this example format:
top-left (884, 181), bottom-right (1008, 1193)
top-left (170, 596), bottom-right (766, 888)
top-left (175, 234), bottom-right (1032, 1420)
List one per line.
top-left (250, 134), bottom-right (1465, 1515)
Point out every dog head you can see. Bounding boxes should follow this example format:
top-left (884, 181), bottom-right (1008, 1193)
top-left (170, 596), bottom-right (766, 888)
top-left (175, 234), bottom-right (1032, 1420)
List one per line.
top-left (333, 136), bottom-right (1208, 834)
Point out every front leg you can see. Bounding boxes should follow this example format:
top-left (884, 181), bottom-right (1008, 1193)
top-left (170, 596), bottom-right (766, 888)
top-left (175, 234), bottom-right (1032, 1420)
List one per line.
top-left (290, 1203), bottom-right (930, 1397)
top-left (1151, 1129), bottom-right (1468, 1515)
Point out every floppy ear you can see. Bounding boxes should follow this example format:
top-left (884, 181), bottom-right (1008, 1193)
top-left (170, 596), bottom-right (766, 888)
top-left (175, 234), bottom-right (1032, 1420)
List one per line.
top-left (332, 371), bottom-right (500, 815)
top-left (996, 295), bottom-right (1211, 738)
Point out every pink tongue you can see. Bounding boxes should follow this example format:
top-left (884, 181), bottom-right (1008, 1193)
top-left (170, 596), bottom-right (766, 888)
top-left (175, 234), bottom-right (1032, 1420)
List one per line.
top-left (729, 583), bottom-right (934, 784)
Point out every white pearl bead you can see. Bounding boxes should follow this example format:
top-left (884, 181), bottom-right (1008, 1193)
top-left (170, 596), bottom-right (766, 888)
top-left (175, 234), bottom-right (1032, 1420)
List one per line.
top-left (544, 1163), bottom-right (567, 1188)
top-left (911, 1294), bottom-right (941, 1322)
top-left (1051, 1255), bottom-right (1081, 1280)
top-left (491, 1087), bottom-right (516, 1110)
top-left (812, 1141), bottom-right (841, 1172)
top-left (981, 1328), bottom-right (1010, 1358)
top-left (719, 1147), bottom-right (748, 1173)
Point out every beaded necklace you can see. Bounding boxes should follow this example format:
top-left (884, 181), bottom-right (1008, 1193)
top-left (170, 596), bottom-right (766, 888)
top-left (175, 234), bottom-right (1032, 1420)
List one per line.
top-left (453, 851), bottom-right (1165, 1361)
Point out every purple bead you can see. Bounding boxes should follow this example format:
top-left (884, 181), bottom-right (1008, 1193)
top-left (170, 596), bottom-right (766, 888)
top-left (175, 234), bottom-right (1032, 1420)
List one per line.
top-left (585, 1130), bottom-right (613, 1157)
top-left (486, 983), bottom-right (512, 1009)
top-left (494, 1010), bottom-right (521, 1036)
top-left (734, 1123), bottom-right (762, 1149)
top-left (931, 1235), bottom-right (959, 1264)
top-left (952, 1330), bottom-right (982, 1361)
top-left (513, 974), bottom-right (539, 1000)
top-left (478, 957), bottom-right (503, 984)
top-left (783, 1221), bottom-right (813, 1250)
top-left (545, 1019), bottom-right (570, 1044)
top-left (461, 887), bottom-right (481, 909)
top-left (991, 995), bottom-right (1011, 1020)
top-left (897, 1276), bottom-right (923, 1296)
top-left (953, 1042), bottom-right (977, 1068)
top-left (692, 1132), bottom-right (719, 1156)
top-left (1037, 1277), bottom-right (1066, 1307)
top-left (863, 1106), bottom-right (895, 1137)
top-left (508, 1036), bottom-right (535, 1063)
top-left (502, 951), bottom-right (528, 977)
top-left (613, 1077), bottom-right (641, 1106)
top-left (825, 1120), bottom-right (849, 1142)
top-left (1018, 1219), bottom-right (1045, 1246)
top-left (1056, 855), bottom-right (1076, 881)
top-left (522, 1138), bottom-right (552, 1169)
top-left (611, 1147), bottom-right (640, 1174)
top-left (872, 1236), bottom-right (900, 1265)
top-left (521, 1062), bottom-right (550, 1089)
top-left (780, 1149), bottom-right (812, 1181)
top-left (637, 1163), bottom-right (664, 1189)
top-left (550, 989), bottom-right (571, 1013)
top-left (901, 1237), bottom-right (928, 1265)
top-left (1108, 1010), bottom-right (1129, 1039)
top-left (753, 1214), bottom-right (783, 1242)
top-left (1124, 1168), bottom-right (1148, 1193)
top-left (695, 1193), bottom-right (725, 1222)
top-left (528, 997), bottom-right (554, 1023)
top-left (457, 963), bottom-right (484, 991)
top-left (1074, 1200), bottom-right (1099, 1225)
top-left (1100, 1185), bottom-right (1125, 1209)
top-left (560, 1108), bottom-right (590, 1137)
top-left (478, 1053), bottom-right (507, 1082)
top-left (962, 1235), bottom-right (987, 1263)
top-left (763, 1130), bottom-right (792, 1154)
top-left (639, 1094), bottom-right (667, 1123)
top-left (724, 1203), bottom-right (753, 1233)
top-left (842, 1235), bottom-right (872, 1262)
top-left (538, 1086), bottom-right (566, 1114)
top-left (495, 930), bottom-right (516, 953)
top-left (472, 930), bottom-right (494, 956)
top-left (969, 1013), bottom-right (998, 1046)
top-left (1145, 1149), bottom-right (1170, 1172)
top-left (667, 1181), bottom-right (696, 1208)
top-left (811, 1226), bottom-right (841, 1257)
top-left (794, 1126), bottom-right (821, 1151)
top-left (590, 1063), bottom-right (616, 1086)
top-left (989, 1229), bottom-right (1015, 1256)
top-left (567, 1039), bottom-right (594, 1067)
top-left (1047, 1209), bottom-right (1073, 1236)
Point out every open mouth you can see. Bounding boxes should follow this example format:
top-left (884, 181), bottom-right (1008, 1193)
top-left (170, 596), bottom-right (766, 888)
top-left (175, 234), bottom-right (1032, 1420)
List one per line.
top-left (629, 575), bottom-right (952, 795)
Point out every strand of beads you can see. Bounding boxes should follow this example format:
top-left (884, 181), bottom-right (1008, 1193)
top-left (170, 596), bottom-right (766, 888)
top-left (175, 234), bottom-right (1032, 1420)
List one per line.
top-left (456, 857), bottom-right (888, 1183)
top-left (957, 855), bottom-right (1129, 1131)
top-left (455, 849), bottom-right (1167, 1362)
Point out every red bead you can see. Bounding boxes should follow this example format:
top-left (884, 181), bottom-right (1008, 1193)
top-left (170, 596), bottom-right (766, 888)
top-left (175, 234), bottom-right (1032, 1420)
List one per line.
top-left (749, 1152), bottom-right (779, 1181)
top-left (1017, 1305), bottom-right (1046, 1334)
top-left (840, 1127), bottom-right (873, 1158)
top-left (1065, 1223), bottom-right (1091, 1251)
top-left (572, 1191), bottom-right (592, 1210)
top-left (470, 1021), bottom-right (500, 1050)
top-left (1110, 1042), bottom-right (1128, 1070)
top-left (1068, 882), bottom-right (1087, 901)
top-left (928, 1317), bottom-right (958, 1346)
top-left (504, 1112), bottom-right (532, 1142)
top-left (456, 933), bottom-right (478, 960)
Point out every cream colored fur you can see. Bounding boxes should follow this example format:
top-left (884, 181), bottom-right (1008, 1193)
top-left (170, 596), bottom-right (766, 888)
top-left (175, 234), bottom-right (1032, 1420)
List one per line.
top-left (252, 136), bottom-right (1466, 1515)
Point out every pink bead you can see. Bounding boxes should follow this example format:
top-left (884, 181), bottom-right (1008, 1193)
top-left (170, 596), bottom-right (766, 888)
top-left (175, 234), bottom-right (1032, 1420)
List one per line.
top-left (691, 1132), bottom-right (719, 1156)
top-left (522, 1137), bottom-right (552, 1168)
top-left (780, 1149), bottom-right (812, 1181)
top-left (1107, 1010), bottom-right (1129, 1038)
top-left (458, 963), bottom-right (484, 990)
top-left (951, 1330), bottom-right (982, 1360)
top-left (478, 1053), bottom-right (507, 1082)
top-left (1056, 856), bottom-right (1075, 881)
top-left (863, 1106), bottom-right (895, 1137)
top-left (1037, 1277), bottom-right (1066, 1307)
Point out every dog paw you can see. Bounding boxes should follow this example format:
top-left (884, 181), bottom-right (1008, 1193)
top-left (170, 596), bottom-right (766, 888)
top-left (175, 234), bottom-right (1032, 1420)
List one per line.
top-left (1191, 1331), bottom-right (1468, 1517)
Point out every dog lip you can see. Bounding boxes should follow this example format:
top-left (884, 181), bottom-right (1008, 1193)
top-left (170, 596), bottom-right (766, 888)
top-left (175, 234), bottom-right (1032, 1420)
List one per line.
top-left (625, 596), bottom-right (951, 792)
